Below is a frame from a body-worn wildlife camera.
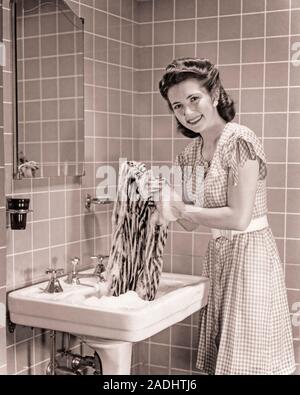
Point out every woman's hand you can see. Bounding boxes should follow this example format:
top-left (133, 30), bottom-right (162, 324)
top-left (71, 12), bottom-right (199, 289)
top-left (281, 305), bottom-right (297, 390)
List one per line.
top-left (148, 177), bottom-right (186, 223)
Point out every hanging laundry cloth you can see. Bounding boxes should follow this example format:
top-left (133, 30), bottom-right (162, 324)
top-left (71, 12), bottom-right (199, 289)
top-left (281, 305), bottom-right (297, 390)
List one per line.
top-left (105, 160), bottom-right (169, 301)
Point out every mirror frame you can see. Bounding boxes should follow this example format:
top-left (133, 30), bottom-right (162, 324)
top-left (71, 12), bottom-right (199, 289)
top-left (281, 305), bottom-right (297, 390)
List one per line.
top-left (10, 0), bottom-right (85, 179)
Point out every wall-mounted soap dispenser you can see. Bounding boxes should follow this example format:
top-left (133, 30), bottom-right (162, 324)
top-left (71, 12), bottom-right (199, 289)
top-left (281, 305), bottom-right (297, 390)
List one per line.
top-left (6, 197), bottom-right (32, 230)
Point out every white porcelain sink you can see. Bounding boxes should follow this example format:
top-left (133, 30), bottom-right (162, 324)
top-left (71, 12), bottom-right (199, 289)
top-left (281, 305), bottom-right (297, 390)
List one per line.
top-left (8, 269), bottom-right (209, 374)
top-left (8, 270), bottom-right (209, 342)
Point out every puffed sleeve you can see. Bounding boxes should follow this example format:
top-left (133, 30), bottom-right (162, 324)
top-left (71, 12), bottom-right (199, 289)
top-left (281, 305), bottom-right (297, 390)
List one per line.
top-left (220, 128), bottom-right (267, 186)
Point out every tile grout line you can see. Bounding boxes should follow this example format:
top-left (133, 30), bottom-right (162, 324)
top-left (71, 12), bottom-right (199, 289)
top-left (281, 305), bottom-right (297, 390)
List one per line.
top-left (284, 1), bottom-right (292, 277)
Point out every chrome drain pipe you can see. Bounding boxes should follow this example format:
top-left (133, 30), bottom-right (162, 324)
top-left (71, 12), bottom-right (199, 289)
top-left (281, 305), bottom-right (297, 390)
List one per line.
top-left (46, 331), bottom-right (102, 375)
top-left (46, 330), bottom-right (58, 375)
top-left (62, 350), bottom-right (102, 375)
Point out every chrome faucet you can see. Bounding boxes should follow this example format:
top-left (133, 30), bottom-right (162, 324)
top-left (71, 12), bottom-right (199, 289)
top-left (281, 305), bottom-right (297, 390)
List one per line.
top-left (64, 255), bottom-right (109, 286)
top-left (90, 254), bottom-right (109, 282)
top-left (44, 268), bottom-right (64, 293)
top-left (65, 257), bottom-right (81, 285)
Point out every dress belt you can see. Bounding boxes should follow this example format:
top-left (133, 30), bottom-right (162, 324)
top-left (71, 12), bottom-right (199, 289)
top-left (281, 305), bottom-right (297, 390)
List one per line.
top-left (211, 215), bottom-right (269, 241)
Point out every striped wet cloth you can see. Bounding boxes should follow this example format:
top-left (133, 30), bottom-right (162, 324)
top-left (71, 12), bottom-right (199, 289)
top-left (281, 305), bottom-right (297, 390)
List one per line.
top-left (106, 161), bottom-right (168, 301)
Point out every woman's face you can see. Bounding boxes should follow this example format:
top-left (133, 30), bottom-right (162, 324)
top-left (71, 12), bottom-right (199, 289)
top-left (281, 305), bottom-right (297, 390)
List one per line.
top-left (167, 78), bottom-right (219, 134)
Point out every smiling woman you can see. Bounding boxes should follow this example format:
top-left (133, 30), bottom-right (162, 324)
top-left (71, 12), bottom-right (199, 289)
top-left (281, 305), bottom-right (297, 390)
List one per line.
top-left (156, 57), bottom-right (296, 375)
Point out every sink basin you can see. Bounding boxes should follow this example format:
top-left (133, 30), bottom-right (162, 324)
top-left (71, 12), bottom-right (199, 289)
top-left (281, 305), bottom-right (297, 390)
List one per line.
top-left (8, 270), bottom-right (209, 342)
top-left (8, 270), bottom-right (209, 374)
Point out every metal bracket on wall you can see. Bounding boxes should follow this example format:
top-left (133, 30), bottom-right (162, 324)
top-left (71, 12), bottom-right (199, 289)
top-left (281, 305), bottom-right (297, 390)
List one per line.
top-left (7, 311), bottom-right (16, 333)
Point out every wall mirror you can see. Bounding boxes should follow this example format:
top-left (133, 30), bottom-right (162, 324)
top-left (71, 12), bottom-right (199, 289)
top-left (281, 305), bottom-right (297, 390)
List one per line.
top-left (11, 0), bottom-right (85, 179)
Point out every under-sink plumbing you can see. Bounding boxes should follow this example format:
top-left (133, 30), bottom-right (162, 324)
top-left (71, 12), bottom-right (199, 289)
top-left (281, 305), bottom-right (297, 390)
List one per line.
top-left (46, 331), bottom-right (103, 375)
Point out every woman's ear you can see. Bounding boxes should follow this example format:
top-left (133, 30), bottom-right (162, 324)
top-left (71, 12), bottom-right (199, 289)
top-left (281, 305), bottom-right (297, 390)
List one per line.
top-left (213, 88), bottom-right (220, 102)
top-left (211, 88), bottom-right (220, 107)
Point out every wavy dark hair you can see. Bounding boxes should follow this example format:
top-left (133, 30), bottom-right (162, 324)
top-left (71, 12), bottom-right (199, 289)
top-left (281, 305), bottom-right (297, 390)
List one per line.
top-left (159, 57), bottom-right (236, 138)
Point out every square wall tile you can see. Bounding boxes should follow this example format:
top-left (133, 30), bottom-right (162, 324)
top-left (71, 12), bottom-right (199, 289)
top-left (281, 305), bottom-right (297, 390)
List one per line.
top-left (286, 239), bottom-right (300, 264)
top-left (174, 43), bottom-right (195, 59)
top-left (288, 164), bottom-right (300, 188)
top-left (152, 140), bottom-right (173, 162)
top-left (267, 0), bottom-right (290, 10)
top-left (267, 164), bottom-right (286, 188)
top-left (196, 42), bottom-right (218, 63)
top-left (242, 13), bottom-right (264, 38)
top-left (240, 114), bottom-right (263, 137)
top-left (242, 38), bottom-right (264, 63)
top-left (172, 232), bottom-right (193, 255)
top-left (50, 218), bottom-right (66, 246)
top-left (172, 254), bottom-right (193, 275)
top-left (265, 62), bottom-right (288, 87)
top-left (175, 0), bottom-right (196, 19)
top-left (285, 265), bottom-right (300, 289)
top-left (219, 15), bottom-right (241, 40)
top-left (243, 0), bottom-right (265, 13)
top-left (171, 325), bottom-right (191, 348)
top-left (32, 248), bottom-right (51, 280)
top-left (197, 0), bottom-right (218, 17)
top-left (219, 41), bottom-right (240, 64)
top-left (267, 188), bottom-right (285, 213)
top-left (266, 11), bottom-right (289, 36)
top-left (197, 18), bottom-right (218, 42)
top-left (264, 113), bottom-right (287, 138)
top-left (171, 347), bottom-right (191, 370)
top-left (150, 344), bottom-right (170, 367)
top-left (241, 64), bottom-right (264, 88)
top-left (286, 215), bottom-right (300, 238)
top-left (288, 139), bottom-right (300, 163)
top-left (154, 22), bottom-right (174, 45)
top-left (291, 10), bottom-right (300, 35)
top-left (33, 221), bottom-right (50, 250)
top-left (154, 0), bottom-right (174, 21)
top-left (108, 0), bottom-right (121, 15)
top-left (289, 114), bottom-right (300, 138)
top-left (290, 57), bottom-right (300, 87)
top-left (175, 20), bottom-right (195, 43)
top-left (220, 0), bottom-right (241, 15)
top-left (134, 0), bottom-right (152, 23)
top-left (289, 88), bottom-right (300, 112)
top-left (108, 15), bottom-right (121, 41)
top-left (268, 213), bottom-right (285, 238)
top-left (241, 89), bottom-right (263, 113)
top-left (266, 37), bottom-right (289, 62)
top-left (121, 0), bottom-right (133, 20)
top-left (220, 65), bottom-right (241, 89)
top-left (14, 252), bottom-right (33, 286)
top-left (265, 88), bottom-right (288, 113)
top-left (264, 139), bottom-right (286, 163)
top-left (154, 45), bottom-right (173, 68)
top-left (287, 190), bottom-right (300, 214)
top-left (151, 327), bottom-right (170, 344)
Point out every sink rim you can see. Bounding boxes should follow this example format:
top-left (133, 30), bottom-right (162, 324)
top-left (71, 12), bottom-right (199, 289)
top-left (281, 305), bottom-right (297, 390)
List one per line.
top-left (8, 272), bottom-right (209, 342)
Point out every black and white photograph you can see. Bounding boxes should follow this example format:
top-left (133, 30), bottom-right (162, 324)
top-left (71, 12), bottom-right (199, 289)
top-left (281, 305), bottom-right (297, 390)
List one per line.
top-left (0, 0), bottom-right (299, 377)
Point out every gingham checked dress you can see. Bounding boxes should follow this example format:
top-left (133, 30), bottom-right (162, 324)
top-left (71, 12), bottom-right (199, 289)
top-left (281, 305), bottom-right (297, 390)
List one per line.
top-left (175, 122), bottom-right (295, 375)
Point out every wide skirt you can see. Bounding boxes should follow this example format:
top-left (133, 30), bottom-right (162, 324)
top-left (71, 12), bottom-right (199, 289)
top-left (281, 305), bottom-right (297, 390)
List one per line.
top-left (196, 228), bottom-right (296, 375)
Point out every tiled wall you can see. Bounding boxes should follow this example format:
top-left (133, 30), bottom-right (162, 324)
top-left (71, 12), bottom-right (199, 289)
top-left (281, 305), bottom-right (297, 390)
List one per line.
top-left (0, 0), bottom-right (8, 375)
top-left (3, 0), bottom-right (141, 375)
top-left (16, 0), bottom-right (84, 177)
top-left (1, 0), bottom-right (300, 376)
top-left (135, 0), bottom-right (300, 375)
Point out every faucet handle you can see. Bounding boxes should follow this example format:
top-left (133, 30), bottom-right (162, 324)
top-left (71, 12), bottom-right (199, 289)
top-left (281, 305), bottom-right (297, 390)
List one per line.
top-left (70, 257), bottom-right (80, 272)
top-left (44, 268), bottom-right (64, 293)
top-left (71, 256), bottom-right (80, 264)
top-left (90, 255), bottom-right (109, 281)
top-left (90, 254), bottom-right (109, 265)
top-left (45, 268), bottom-right (64, 278)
